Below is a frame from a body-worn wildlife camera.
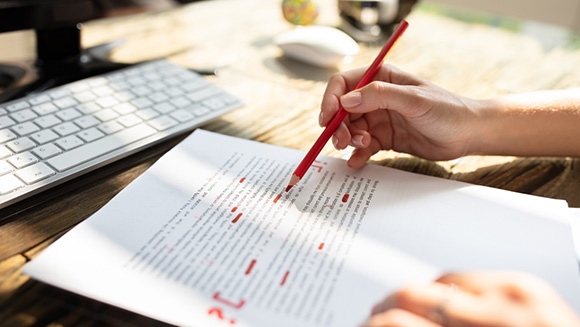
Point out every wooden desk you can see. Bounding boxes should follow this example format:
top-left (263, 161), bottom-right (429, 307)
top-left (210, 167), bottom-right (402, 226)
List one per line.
top-left (1, 0), bottom-right (579, 325)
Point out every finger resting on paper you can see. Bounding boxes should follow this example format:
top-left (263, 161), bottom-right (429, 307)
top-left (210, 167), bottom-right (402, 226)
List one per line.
top-left (363, 308), bottom-right (444, 327)
top-left (347, 137), bottom-right (381, 168)
top-left (371, 282), bottom-right (484, 327)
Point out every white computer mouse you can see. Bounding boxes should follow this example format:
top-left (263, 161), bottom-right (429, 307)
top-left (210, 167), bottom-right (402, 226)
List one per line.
top-left (274, 25), bottom-right (359, 68)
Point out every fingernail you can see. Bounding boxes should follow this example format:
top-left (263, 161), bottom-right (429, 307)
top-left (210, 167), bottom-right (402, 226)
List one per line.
top-left (352, 135), bottom-right (364, 147)
top-left (341, 92), bottom-right (362, 108)
top-left (319, 111), bottom-right (324, 126)
top-left (332, 137), bottom-right (339, 149)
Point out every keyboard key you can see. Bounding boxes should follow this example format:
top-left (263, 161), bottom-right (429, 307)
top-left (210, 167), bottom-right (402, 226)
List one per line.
top-left (11, 109), bottom-right (38, 123)
top-left (94, 109), bottom-right (120, 122)
top-left (53, 96), bottom-right (79, 109)
top-left (189, 104), bottom-right (210, 117)
top-left (30, 130), bottom-right (59, 144)
top-left (56, 108), bottom-right (82, 121)
top-left (148, 116), bottom-right (178, 131)
top-left (0, 174), bottom-right (24, 195)
top-left (117, 114), bottom-right (142, 127)
top-left (0, 129), bottom-right (17, 143)
top-left (28, 95), bottom-right (51, 106)
top-left (132, 86), bottom-right (151, 96)
top-left (12, 122), bottom-right (41, 136)
top-left (77, 128), bottom-right (105, 142)
top-left (202, 98), bottom-right (227, 111)
top-left (136, 108), bottom-right (159, 121)
top-left (47, 124), bottom-right (156, 172)
top-left (0, 160), bottom-right (14, 176)
top-left (0, 116), bottom-right (16, 129)
top-left (33, 143), bottom-right (62, 160)
top-left (92, 85), bottom-right (115, 97)
top-left (152, 102), bottom-right (175, 114)
top-left (32, 102), bottom-right (59, 116)
top-left (96, 96), bottom-right (120, 108)
top-left (74, 91), bottom-right (97, 103)
top-left (6, 101), bottom-right (29, 112)
top-left (74, 115), bottom-right (100, 129)
top-left (186, 86), bottom-right (222, 102)
top-left (47, 88), bottom-right (70, 99)
top-left (112, 103), bottom-right (138, 115)
top-left (0, 145), bottom-right (12, 159)
top-left (97, 121), bottom-right (124, 134)
top-left (56, 135), bottom-right (84, 151)
top-left (8, 151), bottom-right (38, 169)
top-left (53, 122), bottom-right (81, 137)
top-left (34, 115), bottom-right (62, 129)
top-left (170, 110), bottom-right (195, 122)
top-left (75, 102), bottom-right (101, 114)
top-left (169, 97), bottom-right (191, 108)
top-left (149, 92), bottom-right (169, 103)
top-left (6, 137), bottom-right (36, 153)
top-left (131, 97), bottom-right (154, 108)
top-left (16, 162), bottom-right (55, 184)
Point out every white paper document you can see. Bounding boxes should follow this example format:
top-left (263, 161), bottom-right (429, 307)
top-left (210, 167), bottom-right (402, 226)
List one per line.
top-left (24, 129), bottom-right (580, 327)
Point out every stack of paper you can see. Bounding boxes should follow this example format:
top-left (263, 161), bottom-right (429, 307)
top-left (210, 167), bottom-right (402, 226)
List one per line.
top-left (24, 130), bottom-right (580, 327)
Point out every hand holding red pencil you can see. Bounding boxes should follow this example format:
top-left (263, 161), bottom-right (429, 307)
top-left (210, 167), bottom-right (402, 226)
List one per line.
top-left (285, 20), bottom-right (409, 192)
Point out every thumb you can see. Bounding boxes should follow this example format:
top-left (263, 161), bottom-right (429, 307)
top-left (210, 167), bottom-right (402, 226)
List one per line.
top-left (340, 81), bottom-right (422, 117)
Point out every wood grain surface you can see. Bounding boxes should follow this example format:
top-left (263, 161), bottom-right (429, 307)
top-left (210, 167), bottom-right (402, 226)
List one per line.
top-left (1, 0), bottom-right (579, 325)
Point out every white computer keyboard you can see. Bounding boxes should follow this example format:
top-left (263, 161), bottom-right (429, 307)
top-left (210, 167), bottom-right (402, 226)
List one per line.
top-left (0, 59), bottom-right (243, 209)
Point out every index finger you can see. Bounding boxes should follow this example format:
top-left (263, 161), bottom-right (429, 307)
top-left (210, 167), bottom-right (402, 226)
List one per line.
top-left (320, 68), bottom-right (367, 127)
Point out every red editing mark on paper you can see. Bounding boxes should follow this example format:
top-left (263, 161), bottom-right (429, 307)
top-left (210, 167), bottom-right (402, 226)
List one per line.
top-left (314, 160), bottom-right (327, 165)
top-left (239, 178), bottom-right (246, 183)
top-left (273, 194), bottom-right (282, 203)
top-left (232, 213), bottom-right (243, 223)
top-left (213, 292), bottom-right (246, 309)
top-left (280, 271), bottom-right (290, 286)
top-left (318, 242), bottom-right (325, 250)
top-left (208, 307), bottom-right (236, 325)
top-left (231, 207), bottom-right (238, 212)
top-left (245, 259), bottom-right (257, 275)
top-left (311, 165), bottom-right (323, 173)
top-left (342, 194), bottom-right (350, 203)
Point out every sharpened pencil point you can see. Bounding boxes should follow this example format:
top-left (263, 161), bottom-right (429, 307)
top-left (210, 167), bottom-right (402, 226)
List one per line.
top-left (285, 174), bottom-right (300, 193)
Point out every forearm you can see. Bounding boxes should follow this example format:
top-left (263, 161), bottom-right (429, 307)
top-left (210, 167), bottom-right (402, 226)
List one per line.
top-left (469, 88), bottom-right (580, 157)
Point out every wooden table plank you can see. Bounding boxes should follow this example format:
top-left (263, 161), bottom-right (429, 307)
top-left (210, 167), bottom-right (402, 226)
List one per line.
top-left (1, 0), bottom-right (579, 325)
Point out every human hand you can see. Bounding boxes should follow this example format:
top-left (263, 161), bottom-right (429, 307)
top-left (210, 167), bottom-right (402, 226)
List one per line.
top-left (319, 64), bottom-right (486, 168)
top-left (363, 271), bottom-right (580, 327)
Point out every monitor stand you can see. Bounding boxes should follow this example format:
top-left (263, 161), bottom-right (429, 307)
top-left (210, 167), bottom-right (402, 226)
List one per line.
top-left (0, 24), bottom-right (130, 103)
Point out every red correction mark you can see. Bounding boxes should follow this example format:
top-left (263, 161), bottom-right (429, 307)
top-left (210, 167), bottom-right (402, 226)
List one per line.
top-left (318, 243), bottom-right (325, 250)
top-left (208, 307), bottom-right (236, 325)
top-left (342, 194), bottom-right (350, 203)
top-left (231, 207), bottom-right (238, 212)
top-left (280, 271), bottom-right (290, 286)
top-left (273, 194), bottom-right (282, 203)
top-left (245, 259), bottom-right (257, 275)
top-left (239, 178), bottom-right (246, 183)
top-left (213, 292), bottom-right (246, 309)
top-left (232, 213), bottom-right (243, 223)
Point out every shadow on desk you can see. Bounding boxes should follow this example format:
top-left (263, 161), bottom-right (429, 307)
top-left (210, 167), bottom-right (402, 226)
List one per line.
top-left (0, 280), bottom-right (174, 327)
top-left (373, 155), bottom-right (580, 207)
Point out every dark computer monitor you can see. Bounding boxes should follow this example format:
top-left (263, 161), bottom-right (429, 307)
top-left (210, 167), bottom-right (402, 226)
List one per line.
top-left (0, 0), bottom-right (196, 102)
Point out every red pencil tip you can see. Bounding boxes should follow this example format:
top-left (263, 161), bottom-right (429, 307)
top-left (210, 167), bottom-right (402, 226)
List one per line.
top-left (285, 174), bottom-right (300, 193)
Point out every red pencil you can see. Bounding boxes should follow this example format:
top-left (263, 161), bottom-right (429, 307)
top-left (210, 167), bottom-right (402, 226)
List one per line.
top-left (285, 20), bottom-right (409, 192)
